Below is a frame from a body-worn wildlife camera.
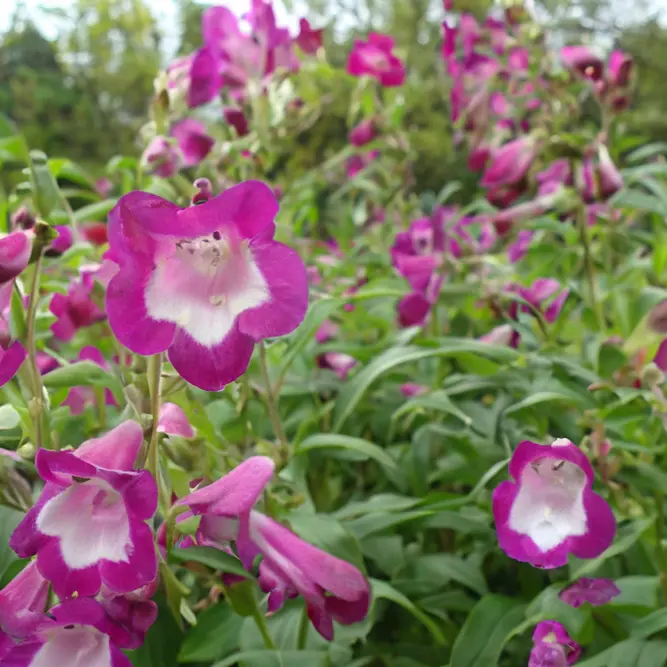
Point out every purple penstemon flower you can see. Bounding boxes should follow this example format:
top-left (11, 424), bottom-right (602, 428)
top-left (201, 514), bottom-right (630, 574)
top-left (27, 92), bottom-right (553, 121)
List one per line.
top-left (559, 577), bottom-right (620, 608)
top-left (10, 421), bottom-right (158, 599)
top-left (530, 621), bottom-right (581, 666)
top-left (492, 438), bottom-right (615, 569)
top-left (50, 273), bottom-right (105, 342)
top-left (1, 597), bottom-right (135, 667)
top-left (346, 33), bottom-right (406, 86)
top-left (62, 346), bottom-right (118, 415)
top-left (157, 402), bottom-right (195, 438)
top-left (105, 181), bottom-right (308, 392)
top-left (171, 118), bottom-right (214, 167)
top-left (0, 562), bottom-right (49, 640)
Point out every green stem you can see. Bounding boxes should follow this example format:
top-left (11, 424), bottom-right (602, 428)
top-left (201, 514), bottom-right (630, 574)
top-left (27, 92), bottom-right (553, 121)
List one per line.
top-left (577, 208), bottom-right (605, 333)
top-left (296, 605), bottom-right (310, 650)
top-left (25, 253), bottom-right (50, 449)
top-left (146, 353), bottom-right (163, 483)
top-left (258, 342), bottom-right (288, 459)
top-left (655, 492), bottom-right (667, 603)
top-left (250, 602), bottom-right (276, 650)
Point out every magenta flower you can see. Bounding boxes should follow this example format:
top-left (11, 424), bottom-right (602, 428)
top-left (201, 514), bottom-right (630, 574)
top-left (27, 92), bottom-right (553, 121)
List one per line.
top-left (607, 51), bottom-right (633, 88)
top-left (1, 597), bottom-right (134, 667)
top-left (0, 283), bottom-right (26, 387)
top-left (50, 274), bottom-right (105, 342)
top-left (0, 230), bottom-right (31, 286)
top-left (11, 206), bottom-right (35, 230)
top-left (0, 562), bottom-right (49, 639)
top-left (105, 181), bottom-right (308, 392)
top-left (158, 402), bottom-right (194, 438)
top-left (529, 640), bottom-right (568, 667)
top-left (559, 578), bottom-right (620, 608)
top-left (167, 48), bottom-right (221, 109)
top-left (507, 230), bottom-right (535, 263)
top-left (492, 438), bottom-right (615, 569)
top-left (63, 346), bottom-right (117, 415)
top-left (481, 137), bottom-right (536, 189)
top-left (398, 292), bottom-right (431, 328)
top-left (532, 621), bottom-right (581, 665)
top-left (480, 324), bottom-right (516, 347)
top-left (50, 226), bottom-right (73, 255)
top-left (224, 106), bottom-right (249, 136)
top-left (349, 119), bottom-right (377, 147)
top-left (10, 421), bottom-right (158, 598)
top-left (560, 45), bottom-right (604, 81)
top-left (507, 278), bottom-right (569, 324)
top-left (597, 144), bottom-right (623, 199)
top-left (176, 456), bottom-right (275, 550)
top-left (295, 18), bottom-right (323, 54)
top-left (315, 319), bottom-right (339, 344)
top-left (171, 118), bottom-right (214, 167)
top-left (99, 581), bottom-right (158, 650)
top-left (240, 511), bottom-right (370, 640)
top-left (400, 383), bottom-right (428, 397)
top-left (141, 136), bottom-right (181, 178)
top-left (317, 352), bottom-right (357, 380)
top-left (95, 177), bottom-right (113, 198)
top-left (346, 33), bottom-right (406, 87)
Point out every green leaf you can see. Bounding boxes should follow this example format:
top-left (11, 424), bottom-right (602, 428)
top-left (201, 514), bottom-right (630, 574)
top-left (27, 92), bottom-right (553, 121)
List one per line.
top-left (170, 547), bottom-right (251, 579)
top-left (295, 434), bottom-right (395, 469)
top-left (409, 554), bottom-right (488, 596)
top-left (73, 198), bottom-right (118, 222)
top-left (575, 639), bottom-right (667, 667)
top-left (213, 650), bottom-right (328, 667)
top-left (392, 391), bottom-right (472, 426)
top-left (371, 579), bottom-right (446, 645)
top-left (42, 361), bottom-right (123, 401)
top-left (504, 391), bottom-right (586, 415)
top-left (178, 602), bottom-right (243, 663)
top-left (631, 609), bottom-right (667, 639)
top-left (30, 150), bottom-right (61, 217)
top-left (450, 595), bottom-right (526, 667)
top-left (333, 341), bottom-right (518, 431)
top-left (0, 507), bottom-right (22, 580)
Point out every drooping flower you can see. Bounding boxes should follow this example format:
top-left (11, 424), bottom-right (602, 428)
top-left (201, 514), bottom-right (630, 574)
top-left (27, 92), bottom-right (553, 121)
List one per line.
top-left (532, 621), bottom-right (581, 665)
top-left (171, 118), bottom-right (214, 167)
top-left (559, 577), bottom-right (620, 608)
top-left (349, 119), bottom-right (377, 147)
top-left (62, 347), bottom-right (118, 416)
top-left (295, 18), bottom-right (323, 54)
top-left (1, 597), bottom-right (134, 667)
top-left (175, 456), bottom-right (275, 551)
top-left (317, 352), bottom-right (357, 380)
top-left (50, 273), bottom-right (105, 342)
top-left (10, 421), bottom-right (158, 598)
top-left (157, 402), bottom-right (194, 438)
top-left (224, 106), bottom-right (249, 137)
top-left (238, 511), bottom-right (371, 640)
top-left (0, 230), bottom-right (32, 286)
top-left (0, 562), bottom-right (49, 639)
top-left (346, 33), bottom-right (406, 87)
top-left (141, 136), bottom-right (182, 178)
top-left (492, 438), bottom-right (615, 569)
top-left (105, 181), bottom-right (308, 392)
top-left (481, 137), bottom-right (536, 189)
top-left (49, 226), bottom-right (73, 254)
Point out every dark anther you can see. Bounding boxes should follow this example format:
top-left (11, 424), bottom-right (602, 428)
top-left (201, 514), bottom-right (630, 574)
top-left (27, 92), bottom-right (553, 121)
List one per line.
top-left (64, 624), bottom-right (75, 630)
top-left (552, 460), bottom-right (565, 471)
top-left (213, 231), bottom-right (221, 240)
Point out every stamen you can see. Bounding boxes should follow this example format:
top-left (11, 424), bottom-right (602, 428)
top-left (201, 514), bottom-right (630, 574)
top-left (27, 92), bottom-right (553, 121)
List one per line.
top-left (210, 295), bottom-right (226, 306)
top-left (552, 460), bottom-right (565, 471)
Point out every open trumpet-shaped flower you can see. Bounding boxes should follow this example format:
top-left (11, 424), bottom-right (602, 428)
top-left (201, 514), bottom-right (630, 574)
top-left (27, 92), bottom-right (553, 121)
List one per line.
top-left (0, 562), bottom-right (49, 639)
top-left (105, 181), bottom-right (308, 391)
top-left (1, 597), bottom-right (134, 667)
top-left (530, 621), bottom-right (581, 666)
top-left (238, 511), bottom-right (371, 641)
top-left (492, 439), bottom-right (615, 569)
top-left (10, 421), bottom-right (158, 599)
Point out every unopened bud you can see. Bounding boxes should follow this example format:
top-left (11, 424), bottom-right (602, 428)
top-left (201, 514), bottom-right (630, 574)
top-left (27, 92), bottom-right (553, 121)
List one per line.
top-left (16, 442), bottom-right (35, 460)
top-left (641, 362), bottom-right (664, 388)
top-left (649, 299), bottom-right (667, 334)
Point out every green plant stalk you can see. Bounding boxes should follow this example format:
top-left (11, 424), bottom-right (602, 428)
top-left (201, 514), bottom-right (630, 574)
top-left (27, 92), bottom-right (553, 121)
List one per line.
top-left (655, 492), bottom-right (667, 603)
top-left (296, 604), bottom-right (310, 650)
top-left (250, 599), bottom-right (277, 650)
top-left (146, 353), bottom-right (163, 487)
top-left (258, 342), bottom-right (289, 459)
top-left (25, 254), bottom-right (51, 449)
top-left (577, 208), bottom-right (605, 333)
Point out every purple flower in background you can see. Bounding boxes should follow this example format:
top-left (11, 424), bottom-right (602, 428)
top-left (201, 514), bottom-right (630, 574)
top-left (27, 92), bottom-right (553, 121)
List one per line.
top-left (346, 33), bottom-right (406, 87)
top-left (507, 230), bottom-right (535, 263)
top-left (481, 137), bottom-right (536, 189)
top-left (317, 352), bottom-right (357, 379)
top-left (0, 283), bottom-right (26, 388)
top-left (492, 438), bottom-right (615, 569)
top-left (0, 562), bottom-right (49, 639)
top-left (315, 319), bottom-right (339, 344)
top-left (224, 106), bottom-right (249, 136)
top-left (597, 144), bottom-right (623, 199)
top-left (560, 45), bottom-right (604, 81)
top-left (50, 226), bottom-right (73, 255)
top-left (50, 273), bottom-right (105, 342)
top-left (295, 18), bottom-right (323, 54)
top-left (62, 346), bottom-right (118, 416)
top-left (400, 383), bottom-right (428, 397)
top-left (239, 511), bottom-right (371, 640)
top-left (10, 421), bottom-right (158, 598)
top-left (607, 50), bottom-right (633, 88)
top-left (100, 584), bottom-right (158, 651)
top-left (105, 181), bottom-right (308, 391)
top-left (141, 136), bottom-right (181, 178)
top-left (157, 402), bottom-right (195, 438)
top-left (95, 177), bottom-right (113, 198)
top-left (1, 597), bottom-right (135, 667)
top-left (168, 48), bottom-right (221, 108)
top-left (529, 641), bottom-right (568, 667)
top-left (171, 118), bottom-right (214, 167)
top-left (0, 231), bottom-right (31, 286)
top-left (532, 621), bottom-right (581, 665)
top-left (560, 578), bottom-right (620, 608)
top-left (507, 279), bottom-right (569, 324)
top-left (349, 119), bottom-right (377, 147)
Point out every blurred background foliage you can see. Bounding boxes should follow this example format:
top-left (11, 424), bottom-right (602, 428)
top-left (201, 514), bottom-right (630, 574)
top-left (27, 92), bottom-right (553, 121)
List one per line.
top-left (1, 0), bottom-right (666, 191)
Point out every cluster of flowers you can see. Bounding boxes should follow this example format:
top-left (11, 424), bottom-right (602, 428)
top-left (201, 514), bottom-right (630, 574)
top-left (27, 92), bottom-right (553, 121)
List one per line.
top-left (441, 3), bottom-right (630, 247)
